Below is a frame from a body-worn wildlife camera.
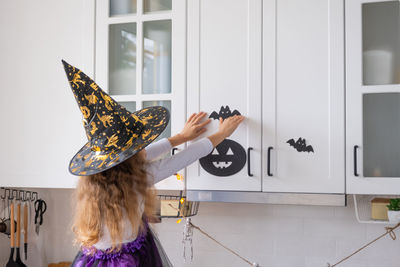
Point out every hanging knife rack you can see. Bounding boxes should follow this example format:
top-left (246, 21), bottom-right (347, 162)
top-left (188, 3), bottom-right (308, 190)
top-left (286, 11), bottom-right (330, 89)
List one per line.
top-left (0, 187), bottom-right (39, 202)
top-left (1, 187), bottom-right (38, 263)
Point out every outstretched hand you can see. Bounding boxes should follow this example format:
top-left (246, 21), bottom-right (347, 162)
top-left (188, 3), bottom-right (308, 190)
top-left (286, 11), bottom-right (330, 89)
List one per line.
top-left (180, 112), bottom-right (211, 141)
top-left (207, 115), bottom-right (245, 147)
top-left (168, 112), bottom-right (211, 147)
top-left (218, 115), bottom-right (245, 138)
top-left (168, 112), bottom-right (245, 148)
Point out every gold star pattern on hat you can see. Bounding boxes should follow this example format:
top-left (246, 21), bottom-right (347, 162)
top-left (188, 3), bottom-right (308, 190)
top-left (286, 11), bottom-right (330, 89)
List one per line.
top-left (62, 60), bottom-right (170, 176)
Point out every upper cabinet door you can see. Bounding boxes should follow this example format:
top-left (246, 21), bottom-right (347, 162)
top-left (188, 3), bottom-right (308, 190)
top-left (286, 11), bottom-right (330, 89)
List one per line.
top-left (346, 0), bottom-right (400, 194)
top-left (0, 0), bottom-right (95, 188)
top-left (96, 0), bottom-right (187, 190)
top-left (186, 0), bottom-right (262, 191)
top-left (263, 0), bottom-right (345, 193)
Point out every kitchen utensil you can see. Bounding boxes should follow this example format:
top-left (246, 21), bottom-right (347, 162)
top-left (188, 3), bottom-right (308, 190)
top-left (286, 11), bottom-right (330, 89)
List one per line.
top-left (2, 197), bottom-right (17, 236)
top-left (6, 202), bottom-right (17, 267)
top-left (0, 219), bottom-right (6, 233)
top-left (0, 219), bottom-right (16, 235)
top-left (0, 197), bottom-right (7, 233)
top-left (23, 203), bottom-right (27, 260)
top-left (15, 203), bottom-right (26, 267)
top-left (34, 199), bottom-right (46, 235)
top-left (1, 197), bottom-right (6, 220)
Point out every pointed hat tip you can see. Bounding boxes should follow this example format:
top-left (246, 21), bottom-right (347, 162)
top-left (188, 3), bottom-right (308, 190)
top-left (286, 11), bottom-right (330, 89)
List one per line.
top-left (61, 59), bottom-right (75, 75)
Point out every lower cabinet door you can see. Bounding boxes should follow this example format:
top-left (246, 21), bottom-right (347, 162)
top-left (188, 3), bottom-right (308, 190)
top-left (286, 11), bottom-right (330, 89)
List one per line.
top-left (262, 0), bottom-right (345, 193)
top-left (186, 0), bottom-right (262, 191)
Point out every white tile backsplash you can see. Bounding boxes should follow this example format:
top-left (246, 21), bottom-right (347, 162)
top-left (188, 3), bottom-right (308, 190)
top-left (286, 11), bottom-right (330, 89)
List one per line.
top-left (1, 191), bottom-right (399, 267)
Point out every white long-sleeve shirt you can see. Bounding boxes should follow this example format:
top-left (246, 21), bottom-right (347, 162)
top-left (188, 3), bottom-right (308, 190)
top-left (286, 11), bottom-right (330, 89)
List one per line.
top-left (93, 137), bottom-right (213, 250)
top-left (146, 137), bottom-right (213, 184)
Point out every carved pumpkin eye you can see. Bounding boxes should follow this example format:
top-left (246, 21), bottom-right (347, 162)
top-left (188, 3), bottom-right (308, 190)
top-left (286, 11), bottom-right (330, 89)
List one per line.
top-left (199, 139), bottom-right (247, 177)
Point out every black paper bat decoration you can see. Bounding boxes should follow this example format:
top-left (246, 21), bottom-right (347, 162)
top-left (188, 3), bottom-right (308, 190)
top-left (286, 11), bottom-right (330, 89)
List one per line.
top-left (287, 137), bottom-right (314, 153)
top-left (209, 106), bottom-right (241, 120)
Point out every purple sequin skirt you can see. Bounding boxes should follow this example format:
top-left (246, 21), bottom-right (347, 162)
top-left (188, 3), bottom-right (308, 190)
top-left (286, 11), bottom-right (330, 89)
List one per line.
top-left (71, 224), bottom-right (172, 267)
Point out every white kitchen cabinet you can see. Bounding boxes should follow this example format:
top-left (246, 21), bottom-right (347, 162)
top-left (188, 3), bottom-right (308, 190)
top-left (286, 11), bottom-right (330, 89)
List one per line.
top-left (95, 0), bottom-right (187, 190)
top-left (262, 0), bottom-right (345, 194)
top-left (186, 0), bottom-right (263, 191)
top-left (0, 0), bottom-right (95, 188)
top-left (186, 0), bottom-right (345, 194)
top-left (346, 0), bottom-right (400, 194)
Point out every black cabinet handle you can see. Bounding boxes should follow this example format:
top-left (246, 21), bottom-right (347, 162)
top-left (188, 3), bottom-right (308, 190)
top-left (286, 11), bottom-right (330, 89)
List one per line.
top-left (267, 146), bottom-right (273, 176)
top-left (247, 147), bottom-right (253, 177)
top-left (172, 148), bottom-right (179, 176)
top-left (354, 145), bottom-right (359, 177)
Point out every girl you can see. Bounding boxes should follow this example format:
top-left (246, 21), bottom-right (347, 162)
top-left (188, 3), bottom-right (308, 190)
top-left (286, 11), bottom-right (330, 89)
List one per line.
top-left (61, 60), bottom-right (244, 267)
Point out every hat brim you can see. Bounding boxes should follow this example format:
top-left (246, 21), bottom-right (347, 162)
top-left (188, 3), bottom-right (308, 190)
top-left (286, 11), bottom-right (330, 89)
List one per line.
top-left (69, 106), bottom-right (170, 176)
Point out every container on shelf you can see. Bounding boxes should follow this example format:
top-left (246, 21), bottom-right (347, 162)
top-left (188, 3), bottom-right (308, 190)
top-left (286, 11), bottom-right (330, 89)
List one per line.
top-left (353, 194), bottom-right (400, 224)
top-left (387, 210), bottom-right (400, 223)
top-left (371, 197), bottom-right (390, 220)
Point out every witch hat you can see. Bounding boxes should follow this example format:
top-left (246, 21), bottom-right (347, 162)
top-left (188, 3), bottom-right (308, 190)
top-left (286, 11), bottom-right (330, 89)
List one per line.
top-left (62, 60), bottom-right (169, 176)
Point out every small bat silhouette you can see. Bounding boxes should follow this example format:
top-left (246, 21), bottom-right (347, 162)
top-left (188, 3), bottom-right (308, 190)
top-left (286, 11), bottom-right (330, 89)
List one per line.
top-left (209, 106), bottom-right (241, 120)
top-left (287, 137), bottom-right (314, 153)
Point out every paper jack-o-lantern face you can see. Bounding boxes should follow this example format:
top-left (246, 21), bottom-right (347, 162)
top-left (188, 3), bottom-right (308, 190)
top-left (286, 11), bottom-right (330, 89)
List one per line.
top-left (199, 139), bottom-right (247, 176)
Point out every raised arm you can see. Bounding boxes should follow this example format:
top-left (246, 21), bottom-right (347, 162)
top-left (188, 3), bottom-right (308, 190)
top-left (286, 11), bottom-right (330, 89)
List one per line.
top-left (147, 137), bottom-right (214, 183)
top-left (145, 138), bottom-right (172, 161)
top-left (148, 114), bottom-right (245, 184)
top-left (145, 112), bottom-right (211, 161)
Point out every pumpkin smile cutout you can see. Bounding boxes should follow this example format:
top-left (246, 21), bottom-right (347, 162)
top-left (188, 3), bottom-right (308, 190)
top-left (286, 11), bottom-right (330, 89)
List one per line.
top-left (200, 139), bottom-right (247, 176)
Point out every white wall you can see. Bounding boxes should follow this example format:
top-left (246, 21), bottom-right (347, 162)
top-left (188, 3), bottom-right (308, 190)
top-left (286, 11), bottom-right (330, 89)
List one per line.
top-left (1, 190), bottom-right (399, 267)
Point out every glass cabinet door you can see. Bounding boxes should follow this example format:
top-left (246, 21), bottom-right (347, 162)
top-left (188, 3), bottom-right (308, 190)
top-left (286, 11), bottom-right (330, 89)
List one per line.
top-left (109, 23), bottom-right (137, 95)
top-left (144, 0), bottom-right (172, 13)
top-left (142, 20), bottom-right (172, 94)
top-left (110, 0), bottom-right (137, 16)
top-left (361, 1), bottom-right (400, 177)
top-left (96, 0), bottom-right (182, 125)
top-left (362, 1), bottom-right (400, 85)
top-left (363, 93), bottom-right (400, 177)
top-left (96, 0), bottom-right (186, 190)
top-left (346, 0), bottom-right (400, 194)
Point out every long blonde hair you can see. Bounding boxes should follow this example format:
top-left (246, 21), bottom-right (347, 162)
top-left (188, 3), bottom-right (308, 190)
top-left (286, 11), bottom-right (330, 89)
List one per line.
top-left (72, 153), bottom-right (156, 251)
